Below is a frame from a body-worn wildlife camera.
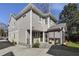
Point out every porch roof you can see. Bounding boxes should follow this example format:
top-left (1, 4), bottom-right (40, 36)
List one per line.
top-left (27, 29), bottom-right (43, 32)
top-left (47, 25), bottom-right (62, 32)
top-left (47, 23), bottom-right (66, 32)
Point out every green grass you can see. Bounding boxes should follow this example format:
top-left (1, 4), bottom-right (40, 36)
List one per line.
top-left (67, 41), bottom-right (79, 48)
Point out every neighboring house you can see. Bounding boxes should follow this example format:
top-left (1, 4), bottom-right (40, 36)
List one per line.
top-left (70, 20), bottom-right (79, 35)
top-left (68, 17), bottom-right (79, 41)
top-left (8, 4), bottom-right (67, 48)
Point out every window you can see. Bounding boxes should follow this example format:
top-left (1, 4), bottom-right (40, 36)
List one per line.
top-left (42, 18), bottom-right (48, 24)
top-left (45, 34), bottom-right (47, 42)
top-left (71, 27), bottom-right (77, 34)
top-left (39, 16), bottom-right (41, 21)
top-left (32, 32), bottom-right (35, 37)
top-left (23, 14), bottom-right (26, 18)
top-left (14, 22), bottom-right (15, 25)
top-left (40, 32), bottom-right (43, 42)
top-left (14, 34), bottom-right (15, 39)
top-left (45, 18), bottom-right (48, 24)
top-left (39, 17), bottom-right (42, 24)
top-left (12, 22), bottom-right (15, 28)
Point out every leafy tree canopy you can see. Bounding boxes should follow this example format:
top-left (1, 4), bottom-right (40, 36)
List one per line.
top-left (59, 3), bottom-right (79, 37)
top-left (59, 3), bottom-right (78, 25)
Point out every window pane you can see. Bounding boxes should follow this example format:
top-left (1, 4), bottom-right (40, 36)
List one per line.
top-left (40, 32), bottom-right (43, 42)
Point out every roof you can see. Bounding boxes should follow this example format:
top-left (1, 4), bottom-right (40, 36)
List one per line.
top-left (48, 23), bottom-right (66, 32)
top-left (47, 25), bottom-right (62, 32)
top-left (12, 3), bottom-right (56, 22)
top-left (57, 23), bottom-right (66, 28)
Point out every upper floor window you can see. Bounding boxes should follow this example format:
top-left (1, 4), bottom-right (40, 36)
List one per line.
top-left (14, 22), bottom-right (15, 25)
top-left (39, 16), bottom-right (42, 24)
top-left (39, 16), bottom-right (41, 21)
top-left (45, 18), bottom-right (48, 24)
top-left (14, 33), bottom-right (15, 39)
top-left (23, 14), bottom-right (26, 18)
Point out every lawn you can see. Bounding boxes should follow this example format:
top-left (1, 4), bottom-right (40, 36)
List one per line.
top-left (67, 41), bottom-right (79, 48)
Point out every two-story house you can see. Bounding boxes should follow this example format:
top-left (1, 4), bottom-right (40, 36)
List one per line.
top-left (8, 4), bottom-right (67, 48)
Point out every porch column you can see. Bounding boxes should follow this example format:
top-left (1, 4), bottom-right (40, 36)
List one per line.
top-left (47, 17), bottom-right (50, 28)
top-left (30, 10), bottom-right (32, 48)
top-left (54, 32), bottom-right (55, 45)
top-left (60, 31), bottom-right (63, 44)
top-left (38, 32), bottom-right (40, 43)
top-left (43, 32), bottom-right (45, 43)
top-left (17, 30), bottom-right (19, 45)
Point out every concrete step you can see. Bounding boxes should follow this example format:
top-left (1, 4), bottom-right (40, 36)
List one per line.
top-left (18, 42), bottom-right (30, 48)
top-left (40, 43), bottom-right (52, 48)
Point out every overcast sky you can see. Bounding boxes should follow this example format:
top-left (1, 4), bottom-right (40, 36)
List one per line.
top-left (0, 3), bottom-right (67, 25)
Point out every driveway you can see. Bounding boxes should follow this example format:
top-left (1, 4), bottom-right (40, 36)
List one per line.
top-left (0, 39), bottom-right (79, 56)
top-left (47, 45), bottom-right (79, 56)
top-left (0, 39), bottom-right (13, 50)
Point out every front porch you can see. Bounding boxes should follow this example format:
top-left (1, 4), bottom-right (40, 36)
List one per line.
top-left (27, 30), bottom-right (48, 48)
top-left (47, 26), bottom-right (66, 46)
top-left (27, 30), bottom-right (63, 48)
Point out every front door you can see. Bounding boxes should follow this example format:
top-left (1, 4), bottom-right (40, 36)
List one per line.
top-left (32, 31), bottom-right (40, 44)
top-left (55, 38), bottom-right (60, 45)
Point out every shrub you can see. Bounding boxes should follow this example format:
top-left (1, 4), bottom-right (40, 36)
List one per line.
top-left (12, 40), bottom-right (17, 45)
top-left (49, 42), bottom-right (52, 44)
top-left (33, 42), bottom-right (40, 48)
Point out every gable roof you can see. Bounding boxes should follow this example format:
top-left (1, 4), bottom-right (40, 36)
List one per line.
top-left (12, 4), bottom-right (56, 22)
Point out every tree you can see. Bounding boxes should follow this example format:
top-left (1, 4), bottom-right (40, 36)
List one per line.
top-left (59, 3), bottom-right (77, 24)
top-left (0, 28), bottom-right (7, 37)
top-left (0, 28), bottom-right (4, 37)
top-left (59, 3), bottom-right (78, 30)
top-left (59, 3), bottom-right (79, 41)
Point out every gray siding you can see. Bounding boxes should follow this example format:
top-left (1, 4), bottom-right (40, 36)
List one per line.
top-left (17, 11), bottom-right (30, 30)
top-left (50, 19), bottom-right (56, 27)
top-left (47, 32), bottom-right (61, 39)
top-left (8, 16), bottom-right (16, 32)
top-left (16, 11), bottom-right (30, 45)
top-left (32, 12), bottom-right (43, 31)
top-left (8, 16), bottom-right (17, 42)
top-left (9, 9), bottom-right (57, 46)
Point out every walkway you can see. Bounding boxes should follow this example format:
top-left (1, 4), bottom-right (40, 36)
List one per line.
top-left (0, 45), bottom-right (51, 56)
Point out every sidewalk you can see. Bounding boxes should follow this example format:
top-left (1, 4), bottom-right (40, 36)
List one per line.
top-left (0, 45), bottom-right (51, 56)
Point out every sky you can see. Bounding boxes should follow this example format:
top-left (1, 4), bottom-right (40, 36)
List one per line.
top-left (50, 3), bottom-right (67, 20)
top-left (0, 3), bottom-right (67, 25)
